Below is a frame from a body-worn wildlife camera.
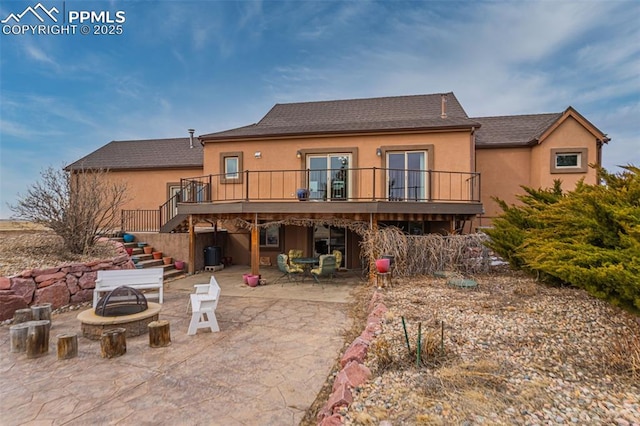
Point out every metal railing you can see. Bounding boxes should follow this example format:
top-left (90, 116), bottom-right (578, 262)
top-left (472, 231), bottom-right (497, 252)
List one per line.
top-left (122, 167), bottom-right (481, 232)
top-left (177, 167), bottom-right (480, 203)
top-left (121, 209), bottom-right (160, 232)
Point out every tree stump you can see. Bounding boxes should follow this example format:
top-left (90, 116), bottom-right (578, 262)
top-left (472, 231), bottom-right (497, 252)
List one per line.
top-left (56, 333), bottom-right (78, 360)
top-left (13, 308), bottom-right (33, 324)
top-left (10, 323), bottom-right (30, 353)
top-left (376, 272), bottom-right (392, 289)
top-left (100, 328), bottom-right (126, 358)
top-left (26, 320), bottom-right (51, 359)
top-left (31, 303), bottom-right (52, 322)
top-left (148, 320), bottom-right (171, 348)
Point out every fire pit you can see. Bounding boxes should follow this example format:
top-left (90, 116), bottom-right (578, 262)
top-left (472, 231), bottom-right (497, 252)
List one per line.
top-left (95, 286), bottom-right (148, 316)
top-left (77, 286), bottom-right (161, 340)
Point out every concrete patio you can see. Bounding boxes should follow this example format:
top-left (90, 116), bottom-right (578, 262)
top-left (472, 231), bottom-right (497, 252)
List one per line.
top-left (0, 265), bottom-right (365, 425)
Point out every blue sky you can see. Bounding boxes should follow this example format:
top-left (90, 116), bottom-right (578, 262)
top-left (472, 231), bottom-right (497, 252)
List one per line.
top-left (1, 0), bottom-right (638, 219)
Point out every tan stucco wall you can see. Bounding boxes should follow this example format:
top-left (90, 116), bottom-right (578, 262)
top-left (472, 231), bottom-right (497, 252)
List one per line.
top-left (530, 116), bottom-right (599, 190)
top-left (107, 168), bottom-right (203, 211)
top-left (203, 130), bottom-right (474, 201)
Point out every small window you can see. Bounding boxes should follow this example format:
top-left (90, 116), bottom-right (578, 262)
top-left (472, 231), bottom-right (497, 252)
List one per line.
top-left (555, 153), bottom-right (580, 168)
top-left (225, 157), bottom-right (239, 179)
top-left (259, 225), bottom-right (280, 248)
top-left (550, 148), bottom-right (587, 174)
top-left (220, 152), bottom-right (243, 183)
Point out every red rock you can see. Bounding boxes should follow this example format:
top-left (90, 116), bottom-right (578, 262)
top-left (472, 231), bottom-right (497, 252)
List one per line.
top-left (69, 264), bottom-right (90, 273)
top-left (316, 406), bottom-right (333, 423)
top-left (19, 270), bottom-right (33, 278)
top-left (333, 360), bottom-right (372, 392)
top-left (0, 294), bottom-right (28, 321)
top-left (9, 277), bottom-right (36, 304)
top-left (90, 262), bottom-right (114, 271)
top-left (320, 414), bottom-right (343, 426)
top-left (112, 254), bottom-right (129, 265)
top-left (340, 337), bottom-right (369, 367)
top-left (32, 267), bottom-right (60, 276)
top-left (34, 271), bottom-right (66, 283)
top-left (34, 282), bottom-right (70, 309)
top-left (70, 289), bottom-right (93, 304)
top-left (326, 383), bottom-right (352, 411)
top-left (368, 291), bottom-right (384, 312)
top-left (78, 271), bottom-right (97, 289)
top-left (66, 274), bottom-right (79, 294)
top-left (369, 303), bottom-right (387, 321)
top-left (0, 277), bottom-right (10, 290)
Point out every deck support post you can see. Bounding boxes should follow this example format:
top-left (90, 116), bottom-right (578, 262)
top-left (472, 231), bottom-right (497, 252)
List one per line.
top-left (251, 213), bottom-right (260, 276)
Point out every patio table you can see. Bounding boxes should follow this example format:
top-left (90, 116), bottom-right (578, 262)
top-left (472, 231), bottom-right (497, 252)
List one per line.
top-left (291, 257), bottom-right (319, 281)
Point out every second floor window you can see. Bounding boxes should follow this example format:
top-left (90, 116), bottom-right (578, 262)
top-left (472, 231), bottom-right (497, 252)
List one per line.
top-left (225, 156), bottom-right (239, 179)
top-left (387, 151), bottom-right (427, 201)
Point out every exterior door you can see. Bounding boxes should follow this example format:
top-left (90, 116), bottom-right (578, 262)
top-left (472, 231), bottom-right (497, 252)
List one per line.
top-left (387, 151), bottom-right (427, 201)
top-left (313, 225), bottom-right (346, 268)
top-left (307, 154), bottom-right (351, 200)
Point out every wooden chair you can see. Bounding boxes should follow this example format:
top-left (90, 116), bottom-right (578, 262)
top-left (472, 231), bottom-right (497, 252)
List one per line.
top-left (310, 254), bottom-right (337, 284)
top-left (187, 276), bottom-right (221, 335)
top-left (275, 254), bottom-right (303, 284)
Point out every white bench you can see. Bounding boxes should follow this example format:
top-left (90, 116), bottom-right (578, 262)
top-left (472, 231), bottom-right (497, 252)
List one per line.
top-left (93, 268), bottom-right (164, 308)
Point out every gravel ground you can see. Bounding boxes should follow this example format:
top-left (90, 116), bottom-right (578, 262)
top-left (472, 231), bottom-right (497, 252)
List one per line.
top-left (341, 273), bottom-right (640, 425)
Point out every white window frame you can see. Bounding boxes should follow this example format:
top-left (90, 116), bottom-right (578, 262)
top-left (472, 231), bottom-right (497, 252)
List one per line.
top-left (550, 148), bottom-right (588, 174)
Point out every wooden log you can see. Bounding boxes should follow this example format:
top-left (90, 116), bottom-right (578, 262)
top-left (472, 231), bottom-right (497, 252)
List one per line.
top-left (10, 323), bottom-right (30, 353)
top-left (13, 308), bottom-right (33, 324)
top-left (100, 328), bottom-right (126, 358)
top-left (56, 333), bottom-right (78, 360)
top-left (376, 272), bottom-right (392, 289)
top-left (31, 303), bottom-right (52, 322)
top-left (26, 320), bottom-right (51, 359)
top-left (148, 320), bottom-right (171, 348)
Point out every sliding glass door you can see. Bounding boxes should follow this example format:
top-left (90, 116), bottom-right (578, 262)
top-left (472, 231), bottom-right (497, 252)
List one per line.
top-left (387, 151), bottom-right (427, 201)
top-left (307, 154), bottom-right (350, 200)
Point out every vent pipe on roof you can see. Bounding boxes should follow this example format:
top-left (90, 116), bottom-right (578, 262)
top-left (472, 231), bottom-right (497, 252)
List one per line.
top-left (441, 94), bottom-right (447, 119)
top-left (188, 128), bottom-right (195, 149)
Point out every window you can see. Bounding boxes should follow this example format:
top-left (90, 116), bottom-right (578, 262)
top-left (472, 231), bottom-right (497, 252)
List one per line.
top-left (220, 152), bottom-right (243, 183)
top-left (225, 157), bottom-right (239, 179)
top-left (307, 154), bottom-right (351, 200)
top-left (550, 148), bottom-right (588, 173)
top-left (387, 151), bottom-right (427, 201)
top-left (259, 225), bottom-right (280, 248)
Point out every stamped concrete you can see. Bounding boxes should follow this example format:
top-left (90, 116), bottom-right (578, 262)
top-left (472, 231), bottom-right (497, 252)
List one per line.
top-left (0, 266), bottom-right (364, 425)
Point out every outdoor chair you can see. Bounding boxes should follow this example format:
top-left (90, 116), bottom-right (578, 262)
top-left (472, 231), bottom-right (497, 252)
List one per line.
top-left (187, 276), bottom-right (221, 335)
top-left (332, 250), bottom-right (343, 270)
top-left (288, 249), bottom-right (303, 262)
top-left (275, 253), bottom-right (303, 284)
top-left (310, 254), bottom-right (337, 284)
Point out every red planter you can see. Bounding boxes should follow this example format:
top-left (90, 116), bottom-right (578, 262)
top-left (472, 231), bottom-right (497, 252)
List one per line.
top-left (242, 273), bottom-right (250, 284)
top-left (375, 258), bottom-right (390, 273)
top-left (174, 261), bottom-right (185, 270)
top-left (125, 248), bottom-right (133, 256)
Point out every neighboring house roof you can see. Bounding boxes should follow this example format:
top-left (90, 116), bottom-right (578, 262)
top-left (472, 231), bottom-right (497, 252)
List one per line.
top-left (200, 92), bottom-right (481, 140)
top-left (473, 112), bottom-right (562, 148)
top-left (65, 138), bottom-right (203, 171)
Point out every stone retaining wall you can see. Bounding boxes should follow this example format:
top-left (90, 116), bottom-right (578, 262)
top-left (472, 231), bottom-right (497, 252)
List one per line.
top-left (0, 240), bottom-right (133, 321)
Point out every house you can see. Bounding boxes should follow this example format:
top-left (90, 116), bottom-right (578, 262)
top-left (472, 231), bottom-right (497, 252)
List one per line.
top-left (66, 93), bottom-right (609, 275)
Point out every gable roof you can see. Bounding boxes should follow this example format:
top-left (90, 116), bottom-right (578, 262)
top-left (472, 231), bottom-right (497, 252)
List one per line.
top-left (65, 138), bottom-right (203, 171)
top-left (473, 106), bottom-right (609, 148)
top-left (472, 112), bottom-right (562, 148)
top-left (201, 93), bottom-right (480, 141)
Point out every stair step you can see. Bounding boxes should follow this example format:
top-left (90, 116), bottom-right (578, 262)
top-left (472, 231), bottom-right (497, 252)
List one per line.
top-left (163, 269), bottom-right (186, 281)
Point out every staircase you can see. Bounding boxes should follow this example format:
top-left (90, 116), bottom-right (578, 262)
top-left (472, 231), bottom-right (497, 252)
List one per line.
top-left (114, 237), bottom-right (186, 282)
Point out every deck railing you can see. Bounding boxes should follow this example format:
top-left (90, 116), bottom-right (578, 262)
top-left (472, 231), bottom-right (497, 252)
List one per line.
top-left (177, 167), bottom-right (480, 204)
top-left (122, 167), bottom-right (480, 232)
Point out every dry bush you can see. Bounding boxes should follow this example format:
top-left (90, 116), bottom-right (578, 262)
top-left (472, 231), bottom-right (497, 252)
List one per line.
top-left (437, 359), bottom-right (508, 393)
top-left (605, 331), bottom-right (640, 381)
top-left (360, 226), bottom-right (491, 277)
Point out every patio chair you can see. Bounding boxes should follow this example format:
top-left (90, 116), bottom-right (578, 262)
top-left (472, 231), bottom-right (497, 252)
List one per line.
top-left (310, 254), bottom-right (337, 284)
top-left (288, 249), bottom-right (303, 262)
top-left (187, 276), bottom-right (221, 335)
top-left (332, 250), bottom-right (343, 270)
top-left (275, 254), bottom-right (303, 284)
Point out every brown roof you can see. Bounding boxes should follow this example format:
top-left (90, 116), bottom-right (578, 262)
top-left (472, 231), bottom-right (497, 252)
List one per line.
top-left (201, 93), bottom-right (480, 140)
top-left (66, 138), bottom-right (203, 171)
top-left (473, 112), bottom-right (562, 147)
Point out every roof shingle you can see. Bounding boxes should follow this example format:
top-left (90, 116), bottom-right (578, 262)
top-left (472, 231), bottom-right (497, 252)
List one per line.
top-left (66, 138), bottom-right (203, 171)
top-left (473, 113), bottom-right (562, 147)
